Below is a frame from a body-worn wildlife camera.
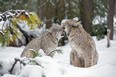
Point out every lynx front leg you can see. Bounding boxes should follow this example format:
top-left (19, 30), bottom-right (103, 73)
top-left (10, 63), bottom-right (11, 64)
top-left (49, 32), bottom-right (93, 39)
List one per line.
top-left (47, 49), bottom-right (62, 57)
top-left (70, 50), bottom-right (82, 67)
top-left (21, 49), bottom-right (38, 58)
top-left (83, 53), bottom-right (92, 67)
top-left (92, 50), bottom-right (98, 65)
top-left (70, 51), bottom-right (74, 65)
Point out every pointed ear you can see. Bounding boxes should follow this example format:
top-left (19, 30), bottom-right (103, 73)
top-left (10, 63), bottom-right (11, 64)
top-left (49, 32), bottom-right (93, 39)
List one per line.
top-left (73, 21), bottom-right (82, 27)
top-left (49, 24), bottom-right (54, 33)
top-left (50, 23), bottom-right (57, 33)
top-left (49, 29), bottom-right (52, 33)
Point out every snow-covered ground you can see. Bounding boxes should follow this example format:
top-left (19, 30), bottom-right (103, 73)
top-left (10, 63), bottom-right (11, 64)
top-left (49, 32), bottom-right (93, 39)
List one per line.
top-left (0, 36), bottom-right (116, 77)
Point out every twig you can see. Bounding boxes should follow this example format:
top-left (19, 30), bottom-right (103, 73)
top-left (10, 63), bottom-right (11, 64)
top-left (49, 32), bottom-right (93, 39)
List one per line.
top-left (9, 58), bottom-right (26, 74)
top-left (9, 58), bottom-right (20, 74)
top-left (38, 0), bottom-right (49, 9)
top-left (0, 31), bottom-right (4, 36)
top-left (34, 61), bottom-right (43, 68)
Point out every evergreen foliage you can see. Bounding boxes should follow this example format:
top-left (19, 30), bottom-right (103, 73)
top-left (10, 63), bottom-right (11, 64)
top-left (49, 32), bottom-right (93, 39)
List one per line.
top-left (0, 0), bottom-right (113, 45)
top-left (0, 10), bottom-right (41, 47)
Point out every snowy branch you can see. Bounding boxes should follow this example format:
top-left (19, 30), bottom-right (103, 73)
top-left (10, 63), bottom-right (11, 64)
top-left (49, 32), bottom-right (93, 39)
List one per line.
top-left (0, 10), bottom-right (41, 47)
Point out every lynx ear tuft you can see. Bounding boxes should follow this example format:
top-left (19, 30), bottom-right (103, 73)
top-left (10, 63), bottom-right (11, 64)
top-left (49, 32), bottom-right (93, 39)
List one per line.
top-left (49, 29), bottom-right (52, 33)
top-left (73, 21), bottom-right (82, 27)
top-left (50, 23), bottom-right (58, 33)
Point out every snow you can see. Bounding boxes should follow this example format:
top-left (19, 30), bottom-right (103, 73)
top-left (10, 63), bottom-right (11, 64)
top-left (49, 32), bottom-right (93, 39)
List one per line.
top-left (61, 17), bottom-right (79, 25)
top-left (73, 17), bottom-right (79, 21)
top-left (17, 22), bottom-right (41, 37)
top-left (92, 15), bottom-right (107, 25)
top-left (18, 65), bottom-right (45, 77)
top-left (61, 19), bottom-right (68, 24)
top-left (0, 36), bottom-right (116, 77)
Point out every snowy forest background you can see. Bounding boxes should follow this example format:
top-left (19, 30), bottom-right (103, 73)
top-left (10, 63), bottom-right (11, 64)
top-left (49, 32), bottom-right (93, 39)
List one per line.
top-left (0, 0), bottom-right (116, 46)
top-left (0, 0), bottom-right (116, 77)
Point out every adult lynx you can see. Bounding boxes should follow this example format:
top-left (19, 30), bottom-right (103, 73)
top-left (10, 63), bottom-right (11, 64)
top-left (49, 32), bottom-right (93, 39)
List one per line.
top-left (62, 19), bottom-right (98, 67)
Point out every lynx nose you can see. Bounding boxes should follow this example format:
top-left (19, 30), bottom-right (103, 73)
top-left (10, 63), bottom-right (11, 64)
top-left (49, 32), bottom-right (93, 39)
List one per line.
top-left (62, 26), bottom-right (65, 29)
top-left (61, 30), bottom-right (66, 36)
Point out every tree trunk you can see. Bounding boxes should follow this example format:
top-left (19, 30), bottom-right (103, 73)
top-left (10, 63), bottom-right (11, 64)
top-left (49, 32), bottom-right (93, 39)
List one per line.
top-left (38, 0), bottom-right (46, 20)
top-left (67, 0), bottom-right (72, 18)
top-left (38, 0), bottom-right (53, 29)
top-left (45, 1), bottom-right (55, 29)
top-left (107, 29), bottom-right (111, 47)
top-left (55, 0), bottom-right (65, 23)
top-left (79, 0), bottom-right (94, 34)
top-left (107, 0), bottom-right (115, 40)
top-left (54, 0), bottom-right (66, 46)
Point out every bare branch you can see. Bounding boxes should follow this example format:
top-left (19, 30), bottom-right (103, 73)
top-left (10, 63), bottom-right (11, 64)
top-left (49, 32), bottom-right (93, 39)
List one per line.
top-left (38, 0), bottom-right (49, 9)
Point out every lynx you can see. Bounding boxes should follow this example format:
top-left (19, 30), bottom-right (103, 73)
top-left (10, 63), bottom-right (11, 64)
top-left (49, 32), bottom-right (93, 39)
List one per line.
top-left (21, 23), bottom-right (65, 58)
top-left (62, 19), bottom-right (98, 67)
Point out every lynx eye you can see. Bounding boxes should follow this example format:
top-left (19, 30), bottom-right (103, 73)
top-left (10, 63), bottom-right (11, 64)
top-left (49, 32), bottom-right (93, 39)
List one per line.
top-left (62, 26), bottom-right (65, 29)
top-left (59, 30), bottom-right (63, 31)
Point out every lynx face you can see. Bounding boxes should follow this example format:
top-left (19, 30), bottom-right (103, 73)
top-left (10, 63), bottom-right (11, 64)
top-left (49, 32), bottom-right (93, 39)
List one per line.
top-left (50, 23), bottom-right (65, 40)
top-left (63, 24), bottom-right (71, 35)
top-left (62, 20), bottom-right (73, 35)
top-left (61, 19), bottom-right (81, 36)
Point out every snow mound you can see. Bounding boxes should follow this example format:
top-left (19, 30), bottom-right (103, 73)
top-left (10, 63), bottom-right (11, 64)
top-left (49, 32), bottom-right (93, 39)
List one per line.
top-left (0, 36), bottom-right (116, 77)
top-left (19, 65), bottom-right (45, 77)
